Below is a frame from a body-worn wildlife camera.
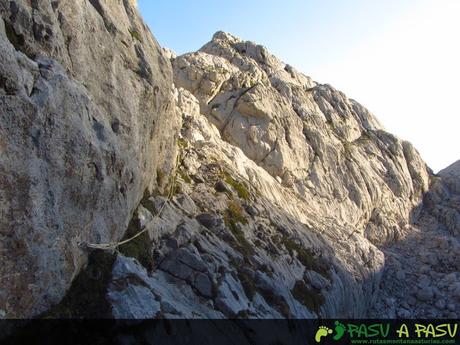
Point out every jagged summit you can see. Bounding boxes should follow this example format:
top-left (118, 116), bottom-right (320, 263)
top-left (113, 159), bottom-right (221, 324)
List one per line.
top-left (211, 31), bottom-right (240, 42)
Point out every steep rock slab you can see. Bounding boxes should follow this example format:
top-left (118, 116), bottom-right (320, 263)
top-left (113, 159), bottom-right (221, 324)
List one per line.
top-left (0, 0), bottom-right (179, 318)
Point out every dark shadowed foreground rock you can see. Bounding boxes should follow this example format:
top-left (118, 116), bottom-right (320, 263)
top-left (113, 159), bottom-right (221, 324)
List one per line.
top-left (421, 160), bottom-right (460, 236)
top-left (0, 0), bottom-right (179, 318)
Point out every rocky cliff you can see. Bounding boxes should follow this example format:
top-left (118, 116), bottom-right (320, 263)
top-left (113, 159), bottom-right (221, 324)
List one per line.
top-left (0, 0), bottom-right (179, 318)
top-left (0, 3), bottom-right (458, 320)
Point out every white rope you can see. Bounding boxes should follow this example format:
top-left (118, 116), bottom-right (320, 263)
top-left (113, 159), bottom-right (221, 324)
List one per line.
top-left (78, 156), bottom-right (180, 251)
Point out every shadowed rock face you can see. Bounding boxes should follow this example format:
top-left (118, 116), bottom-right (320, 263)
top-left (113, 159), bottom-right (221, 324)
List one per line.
top-left (0, 0), bottom-right (180, 318)
top-left (420, 160), bottom-right (460, 236)
top-left (370, 161), bottom-right (460, 318)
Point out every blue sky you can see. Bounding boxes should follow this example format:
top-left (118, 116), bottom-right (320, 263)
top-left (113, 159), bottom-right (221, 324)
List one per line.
top-left (138, 0), bottom-right (414, 71)
top-left (138, 0), bottom-right (460, 172)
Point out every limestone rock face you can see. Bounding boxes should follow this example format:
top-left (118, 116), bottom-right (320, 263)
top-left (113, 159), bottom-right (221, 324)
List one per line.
top-left (173, 31), bottom-right (430, 246)
top-left (0, 0), bottom-right (179, 318)
top-left (106, 191), bottom-right (383, 318)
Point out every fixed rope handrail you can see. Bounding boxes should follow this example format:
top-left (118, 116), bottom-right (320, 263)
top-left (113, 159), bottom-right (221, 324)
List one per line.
top-left (78, 156), bottom-right (180, 251)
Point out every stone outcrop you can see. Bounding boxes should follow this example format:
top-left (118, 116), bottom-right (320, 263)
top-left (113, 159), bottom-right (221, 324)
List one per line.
top-left (105, 187), bottom-right (382, 318)
top-left (0, 0), bottom-right (179, 318)
top-left (173, 32), bottom-right (430, 246)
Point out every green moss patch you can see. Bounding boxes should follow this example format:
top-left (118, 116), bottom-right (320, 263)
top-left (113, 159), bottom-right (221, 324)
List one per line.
top-left (118, 217), bottom-right (153, 271)
top-left (220, 171), bottom-right (250, 201)
top-left (291, 280), bottom-right (324, 315)
top-left (129, 29), bottom-right (142, 42)
top-left (280, 235), bottom-right (330, 278)
top-left (224, 201), bottom-right (253, 258)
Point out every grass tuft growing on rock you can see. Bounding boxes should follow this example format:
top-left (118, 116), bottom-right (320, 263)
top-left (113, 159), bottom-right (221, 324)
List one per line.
top-left (280, 235), bottom-right (330, 278)
top-left (258, 288), bottom-right (291, 318)
top-left (177, 137), bottom-right (188, 149)
top-left (220, 171), bottom-right (251, 201)
top-left (237, 269), bottom-right (256, 300)
top-left (225, 201), bottom-right (248, 225)
top-left (179, 170), bottom-right (192, 184)
top-left (281, 235), bottom-right (315, 268)
top-left (129, 29), bottom-right (142, 42)
top-left (155, 168), bottom-right (180, 197)
top-left (224, 201), bottom-right (253, 257)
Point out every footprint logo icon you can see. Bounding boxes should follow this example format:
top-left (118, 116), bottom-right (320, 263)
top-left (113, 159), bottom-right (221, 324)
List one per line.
top-left (315, 326), bottom-right (333, 343)
top-left (333, 321), bottom-right (346, 341)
